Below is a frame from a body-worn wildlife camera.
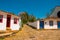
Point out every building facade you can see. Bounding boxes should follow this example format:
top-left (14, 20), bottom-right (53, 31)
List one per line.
top-left (28, 6), bottom-right (60, 29)
top-left (0, 11), bottom-right (21, 31)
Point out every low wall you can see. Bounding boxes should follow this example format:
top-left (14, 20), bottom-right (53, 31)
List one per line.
top-left (27, 20), bottom-right (40, 29)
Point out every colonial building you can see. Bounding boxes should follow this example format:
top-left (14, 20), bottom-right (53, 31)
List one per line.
top-left (28, 6), bottom-right (60, 29)
top-left (0, 11), bottom-right (21, 31)
top-left (43, 6), bottom-right (60, 29)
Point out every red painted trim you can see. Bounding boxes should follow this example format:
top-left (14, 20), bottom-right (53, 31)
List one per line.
top-left (2, 15), bottom-right (3, 23)
top-left (14, 18), bottom-right (17, 24)
top-left (6, 15), bottom-right (11, 27)
top-left (0, 15), bottom-right (3, 23)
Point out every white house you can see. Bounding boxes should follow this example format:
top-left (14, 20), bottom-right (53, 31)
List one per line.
top-left (40, 6), bottom-right (60, 29)
top-left (0, 11), bottom-right (21, 31)
top-left (28, 6), bottom-right (60, 29)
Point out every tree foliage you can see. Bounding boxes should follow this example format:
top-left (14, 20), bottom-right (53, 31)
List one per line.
top-left (19, 12), bottom-right (36, 24)
top-left (28, 15), bottom-right (36, 22)
top-left (19, 12), bottom-right (29, 24)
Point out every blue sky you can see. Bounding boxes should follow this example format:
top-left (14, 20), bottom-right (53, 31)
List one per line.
top-left (0, 0), bottom-right (60, 18)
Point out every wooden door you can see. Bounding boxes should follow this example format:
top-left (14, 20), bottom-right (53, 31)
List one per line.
top-left (6, 15), bottom-right (11, 27)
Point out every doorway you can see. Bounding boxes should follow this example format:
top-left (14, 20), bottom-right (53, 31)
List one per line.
top-left (40, 21), bottom-right (44, 29)
top-left (6, 15), bottom-right (11, 27)
top-left (57, 21), bottom-right (60, 29)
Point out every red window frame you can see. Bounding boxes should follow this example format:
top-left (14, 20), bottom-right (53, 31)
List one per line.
top-left (0, 15), bottom-right (3, 23)
top-left (14, 18), bottom-right (17, 24)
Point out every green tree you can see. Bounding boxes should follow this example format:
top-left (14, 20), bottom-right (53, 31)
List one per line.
top-left (19, 12), bottom-right (29, 24)
top-left (28, 15), bottom-right (36, 22)
top-left (19, 12), bottom-right (37, 24)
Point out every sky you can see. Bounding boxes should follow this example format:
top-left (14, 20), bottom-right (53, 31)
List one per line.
top-left (0, 0), bottom-right (60, 18)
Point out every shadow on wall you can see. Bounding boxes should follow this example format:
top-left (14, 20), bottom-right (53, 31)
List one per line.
top-left (26, 24), bottom-right (37, 29)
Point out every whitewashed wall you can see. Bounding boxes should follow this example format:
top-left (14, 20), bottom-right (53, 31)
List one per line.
top-left (0, 14), bottom-right (7, 30)
top-left (19, 18), bottom-right (21, 29)
top-left (10, 16), bottom-right (21, 30)
top-left (28, 20), bottom-right (40, 29)
top-left (44, 20), bottom-right (58, 29)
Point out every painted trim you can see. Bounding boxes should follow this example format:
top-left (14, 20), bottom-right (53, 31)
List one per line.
top-left (6, 15), bottom-right (11, 27)
top-left (14, 18), bottom-right (17, 24)
top-left (0, 15), bottom-right (3, 23)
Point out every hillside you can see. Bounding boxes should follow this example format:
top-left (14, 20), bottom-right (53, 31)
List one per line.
top-left (5, 24), bottom-right (60, 40)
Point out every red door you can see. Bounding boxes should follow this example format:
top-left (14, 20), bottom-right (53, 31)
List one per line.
top-left (6, 15), bottom-right (11, 27)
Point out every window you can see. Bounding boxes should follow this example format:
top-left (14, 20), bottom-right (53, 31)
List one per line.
top-left (49, 21), bottom-right (53, 26)
top-left (0, 15), bottom-right (3, 23)
top-left (45, 22), bottom-right (47, 24)
top-left (14, 18), bottom-right (17, 24)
